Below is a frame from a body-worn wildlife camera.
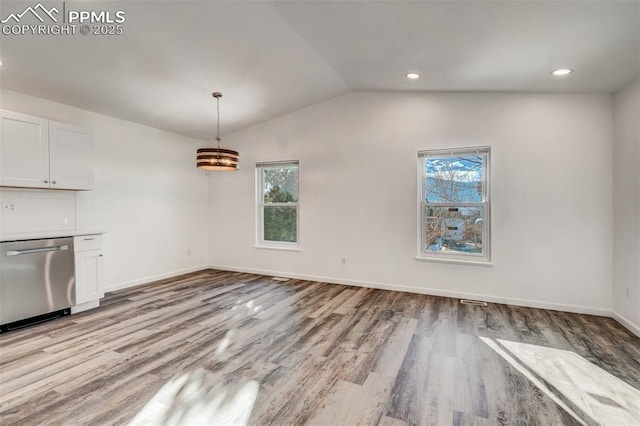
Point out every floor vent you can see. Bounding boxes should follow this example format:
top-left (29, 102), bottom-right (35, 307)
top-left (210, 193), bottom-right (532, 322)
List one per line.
top-left (272, 277), bottom-right (291, 282)
top-left (460, 299), bottom-right (488, 307)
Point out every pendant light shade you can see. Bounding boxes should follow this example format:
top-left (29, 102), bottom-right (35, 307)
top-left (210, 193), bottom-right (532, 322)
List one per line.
top-left (196, 148), bottom-right (239, 171)
top-left (197, 92), bottom-right (239, 171)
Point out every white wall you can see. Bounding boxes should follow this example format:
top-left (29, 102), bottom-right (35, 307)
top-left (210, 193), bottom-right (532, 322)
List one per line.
top-left (613, 77), bottom-right (640, 335)
top-left (0, 88), bottom-right (621, 318)
top-left (0, 188), bottom-right (76, 233)
top-left (208, 91), bottom-right (614, 315)
top-left (0, 89), bottom-right (209, 291)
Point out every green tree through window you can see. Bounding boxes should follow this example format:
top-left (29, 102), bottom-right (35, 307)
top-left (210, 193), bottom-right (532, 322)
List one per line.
top-left (258, 162), bottom-right (299, 245)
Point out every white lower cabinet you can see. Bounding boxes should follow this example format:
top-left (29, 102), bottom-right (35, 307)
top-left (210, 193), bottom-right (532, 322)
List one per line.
top-left (72, 234), bottom-right (104, 313)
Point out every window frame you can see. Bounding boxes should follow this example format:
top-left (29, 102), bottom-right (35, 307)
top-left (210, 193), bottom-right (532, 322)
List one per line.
top-left (255, 160), bottom-right (300, 250)
top-left (416, 146), bottom-right (491, 264)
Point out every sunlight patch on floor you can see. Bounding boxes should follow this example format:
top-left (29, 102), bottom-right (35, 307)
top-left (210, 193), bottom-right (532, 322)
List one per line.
top-left (128, 369), bottom-right (259, 426)
top-left (216, 330), bottom-right (235, 356)
top-left (481, 337), bottom-right (640, 425)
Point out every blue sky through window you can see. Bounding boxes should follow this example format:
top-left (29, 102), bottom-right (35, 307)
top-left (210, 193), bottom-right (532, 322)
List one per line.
top-left (425, 156), bottom-right (483, 203)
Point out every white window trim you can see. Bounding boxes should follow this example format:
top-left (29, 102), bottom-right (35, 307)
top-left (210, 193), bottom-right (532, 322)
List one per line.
top-left (416, 146), bottom-right (491, 264)
top-left (256, 161), bottom-right (300, 250)
top-left (254, 243), bottom-right (302, 252)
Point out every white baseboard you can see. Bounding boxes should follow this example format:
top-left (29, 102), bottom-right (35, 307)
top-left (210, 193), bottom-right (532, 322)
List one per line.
top-left (208, 264), bottom-right (612, 317)
top-left (104, 265), bottom-right (208, 293)
top-left (611, 311), bottom-right (640, 338)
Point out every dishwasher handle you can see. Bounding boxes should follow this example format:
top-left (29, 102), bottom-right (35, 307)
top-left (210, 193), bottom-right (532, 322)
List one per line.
top-left (6, 245), bottom-right (70, 257)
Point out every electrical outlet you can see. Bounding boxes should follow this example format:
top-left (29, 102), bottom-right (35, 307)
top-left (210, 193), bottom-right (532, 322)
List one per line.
top-left (341, 257), bottom-right (347, 265)
top-left (1, 201), bottom-right (15, 211)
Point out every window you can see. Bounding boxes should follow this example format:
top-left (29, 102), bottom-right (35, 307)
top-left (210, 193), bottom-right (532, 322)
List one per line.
top-left (418, 147), bottom-right (490, 263)
top-left (256, 161), bottom-right (300, 248)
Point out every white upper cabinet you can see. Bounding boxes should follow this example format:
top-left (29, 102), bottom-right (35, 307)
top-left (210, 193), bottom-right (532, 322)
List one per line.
top-left (49, 121), bottom-right (93, 190)
top-left (0, 110), bottom-right (93, 190)
top-left (0, 110), bottom-right (50, 188)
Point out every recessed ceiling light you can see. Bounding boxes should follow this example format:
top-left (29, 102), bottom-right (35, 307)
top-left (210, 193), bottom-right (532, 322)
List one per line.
top-left (551, 68), bottom-right (574, 77)
top-left (405, 72), bottom-right (420, 80)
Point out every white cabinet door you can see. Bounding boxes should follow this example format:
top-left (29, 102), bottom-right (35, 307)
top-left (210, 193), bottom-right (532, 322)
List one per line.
top-left (0, 110), bottom-right (50, 188)
top-left (75, 249), bottom-right (103, 304)
top-left (49, 121), bottom-right (93, 190)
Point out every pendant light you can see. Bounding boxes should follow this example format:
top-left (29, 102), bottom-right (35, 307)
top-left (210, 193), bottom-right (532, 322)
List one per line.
top-left (196, 92), bottom-right (239, 171)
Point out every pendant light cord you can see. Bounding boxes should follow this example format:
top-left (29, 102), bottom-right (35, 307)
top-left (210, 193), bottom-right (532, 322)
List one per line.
top-left (216, 95), bottom-right (221, 150)
top-left (213, 92), bottom-right (222, 160)
top-left (197, 91), bottom-right (238, 171)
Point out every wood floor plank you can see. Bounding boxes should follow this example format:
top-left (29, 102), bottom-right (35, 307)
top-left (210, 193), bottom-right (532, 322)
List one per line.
top-left (378, 415), bottom-right (410, 426)
top-left (0, 269), bottom-right (638, 425)
top-left (308, 287), bottom-right (355, 319)
top-left (0, 350), bottom-right (122, 415)
top-left (333, 287), bottom-right (371, 315)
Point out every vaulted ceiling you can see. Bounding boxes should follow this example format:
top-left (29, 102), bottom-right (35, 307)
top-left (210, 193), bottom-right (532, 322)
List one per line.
top-left (1, 1), bottom-right (638, 140)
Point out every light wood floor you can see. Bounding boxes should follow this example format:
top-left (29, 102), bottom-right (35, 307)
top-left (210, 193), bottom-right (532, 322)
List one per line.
top-left (1, 270), bottom-right (639, 425)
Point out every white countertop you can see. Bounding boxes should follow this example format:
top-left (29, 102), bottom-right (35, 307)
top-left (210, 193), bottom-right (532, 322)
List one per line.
top-left (0, 230), bottom-right (104, 242)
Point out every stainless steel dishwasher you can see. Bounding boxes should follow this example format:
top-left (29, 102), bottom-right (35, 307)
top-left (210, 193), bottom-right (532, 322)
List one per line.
top-left (0, 237), bottom-right (76, 328)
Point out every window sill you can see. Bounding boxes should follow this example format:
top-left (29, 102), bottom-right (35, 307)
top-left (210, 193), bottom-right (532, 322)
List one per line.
top-left (255, 244), bottom-right (301, 252)
top-left (415, 255), bottom-right (493, 267)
